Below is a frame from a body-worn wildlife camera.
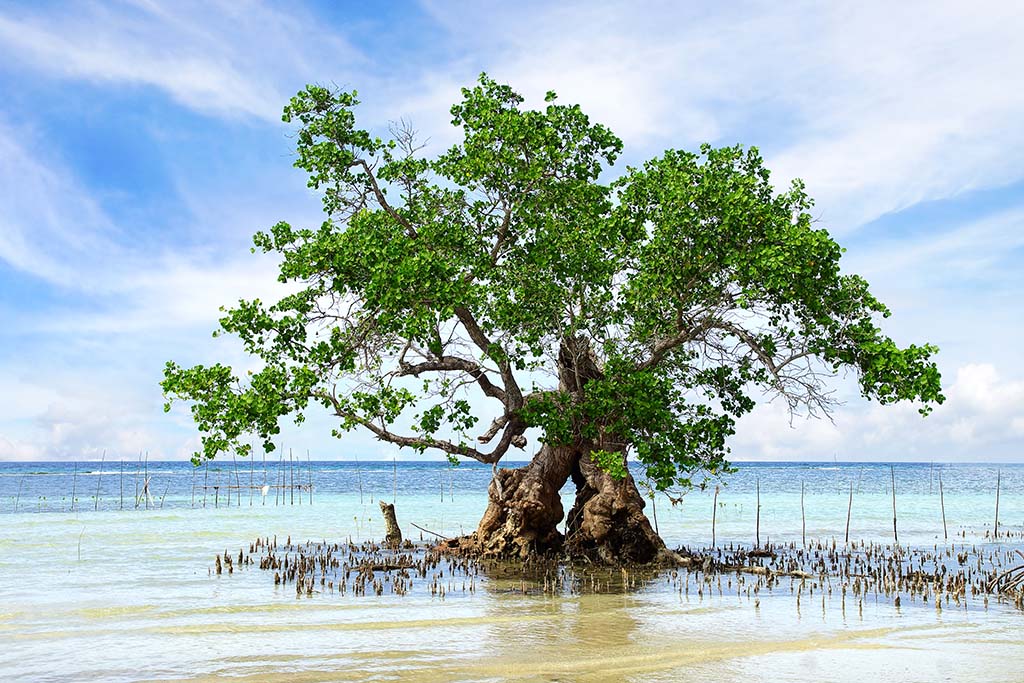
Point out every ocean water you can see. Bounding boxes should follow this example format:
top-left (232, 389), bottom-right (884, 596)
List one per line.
top-left (1, 460), bottom-right (1022, 682)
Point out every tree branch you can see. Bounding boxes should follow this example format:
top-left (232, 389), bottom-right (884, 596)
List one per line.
top-left (397, 356), bottom-right (507, 403)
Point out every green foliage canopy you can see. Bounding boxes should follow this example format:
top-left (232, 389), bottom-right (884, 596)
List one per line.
top-left (162, 75), bottom-right (943, 490)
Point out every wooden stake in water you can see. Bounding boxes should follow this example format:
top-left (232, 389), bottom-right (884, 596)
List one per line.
top-left (994, 469), bottom-right (1001, 539)
top-left (307, 450), bottom-right (313, 505)
top-left (70, 462), bottom-right (78, 512)
top-left (144, 454), bottom-right (149, 511)
top-left (712, 485), bottom-right (719, 548)
top-left (755, 477), bottom-right (761, 548)
top-left (801, 481), bottom-right (806, 547)
top-left (134, 453), bottom-right (141, 509)
top-left (939, 470), bottom-right (948, 541)
top-left (355, 455), bottom-right (364, 504)
top-left (15, 474), bottom-right (24, 513)
top-left (890, 464), bottom-right (898, 545)
top-left (448, 459), bottom-right (454, 502)
top-left (275, 452), bottom-right (282, 506)
top-left (232, 451), bottom-right (242, 507)
top-left (191, 462), bottom-right (196, 508)
top-left (249, 455), bottom-right (255, 507)
top-left (651, 489), bottom-right (660, 536)
top-left (94, 450), bottom-right (105, 511)
top-left (845, 480), bottom-right (854, 544)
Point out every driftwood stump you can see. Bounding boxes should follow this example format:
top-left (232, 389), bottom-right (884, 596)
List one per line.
top-left (379, 501), bottom-right (402, 547)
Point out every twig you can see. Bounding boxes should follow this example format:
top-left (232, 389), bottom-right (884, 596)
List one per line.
top-left (409, 522), bottom-right (449, 540)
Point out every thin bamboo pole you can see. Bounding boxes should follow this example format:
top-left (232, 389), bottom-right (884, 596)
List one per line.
top-left (203, 461), bottom-right (208, 508)
top-left (307, 450), bottom-right (313, 505)
top-left (801, 481), bottom-right (806, 547)
top-left (231, 452), bottom-right (242, 506)
top-left (262, 448), bottom-right (268, 506)
top-left (275, 452), bottom-right (282, 506)
top-left (355, 455), bottom-right (363, 504)
top-left (994, 469), bottom-right (1001, 539)
top-left (249, 454), bottom-right (255, 506)
top-left (651, 489), bottom-right (660, 536)
top-left (94, 450), bottom-right (105, 511)
top-left (15, 474), bottom-right (24, 513)
top-left (289, 449), bottom-right (295, 506)
top-left (939, 470), bottom-right (948, 541)
top-left (448, 459), bottom-right (454, 502)
top-left (144, 454), bottom-right (149, 511)
top-left (712, 486), bottom-right (719, 548)
top-left (70, 462), bottom-right (78, 512)
top-left (845, 480), bottom-right (853, 544)
top-left (134, 453), bottom-right (141, 509)
top-left (191, 462), bottom-right (196, 508)
top-left (755, 477), bottom-right (761, 548)
top-left (890, 464), bottom-right (898, 545)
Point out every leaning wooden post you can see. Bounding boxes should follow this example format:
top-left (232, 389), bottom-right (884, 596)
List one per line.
top-left (939, 470), bottom-right (947, 541)
top-left (800, 481), bottom-right (806, 547)
top-left (144, 454), bottom-right (149, 511)
top-left (232, 452), bottom-right (242, 507)
top-left (890, 464), bottom-right (898, 545)
top-left (355, 454), bottom-right (364, 504)
top-left (712, 485), bottom-right (719, 548)
top-left (448, 459), bottom-right (455, 502)
top-left (755, 477), bottom-right (761, 548)
top-left (15, 475), bottom-right (24, 513)
top-left (70, 462), bottom-right (78, 512)
top-left (94, 450), bottom-right (105, 511)
top-left (845, 480), bottom-right (854, 544)
top-left (307, 450), bottom-right (313, 505)
top-left (134, 454), bottom-right (141, 509)
top-left (994, 469), bottom-right (1001, 539)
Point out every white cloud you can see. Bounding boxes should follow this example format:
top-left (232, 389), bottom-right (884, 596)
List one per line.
top-left (0, 120), bottom-right (122, 286)
top-left (733, 363), bottom-right (1024, 461)
top-left (1, 0), bottom-right (1022, 462)
top-left (417, 0), bottom-right (1024, 232)
top-left (0, 0), bottom-right (363, 121)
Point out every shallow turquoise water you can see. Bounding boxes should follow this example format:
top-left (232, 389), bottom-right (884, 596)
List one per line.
top-left (1, 461), bottom-right (1022, 681)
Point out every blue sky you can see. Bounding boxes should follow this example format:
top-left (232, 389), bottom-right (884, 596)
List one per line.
top-left (0, 0), bottom-right (1022, 462)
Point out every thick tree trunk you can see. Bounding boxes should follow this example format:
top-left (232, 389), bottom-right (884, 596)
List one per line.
top-left (442, 336), bottom-right (677, 565)
top-left (565, 447), bottom-right (667, 564)
top-left (444, 442), bottom-right (576, 558)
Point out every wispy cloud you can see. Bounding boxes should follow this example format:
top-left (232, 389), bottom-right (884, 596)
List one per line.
top-left (0, 0), bottom-right (364, 121)
top-left (418, 0), bottom-right (1024, 232)
top-left (0, 0), bottom-right (1021, 461)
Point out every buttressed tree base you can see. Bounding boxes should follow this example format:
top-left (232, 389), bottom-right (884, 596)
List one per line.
top-left (162, 75), bottom-right (943, 565)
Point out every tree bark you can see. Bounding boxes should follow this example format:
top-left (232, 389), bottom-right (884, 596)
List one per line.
top-left (441, 336), bottom-right (676, 565)
top-left (565, 447), bottom-right (667, 564)
top-left (442, 442), bottom-right (576, 558)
